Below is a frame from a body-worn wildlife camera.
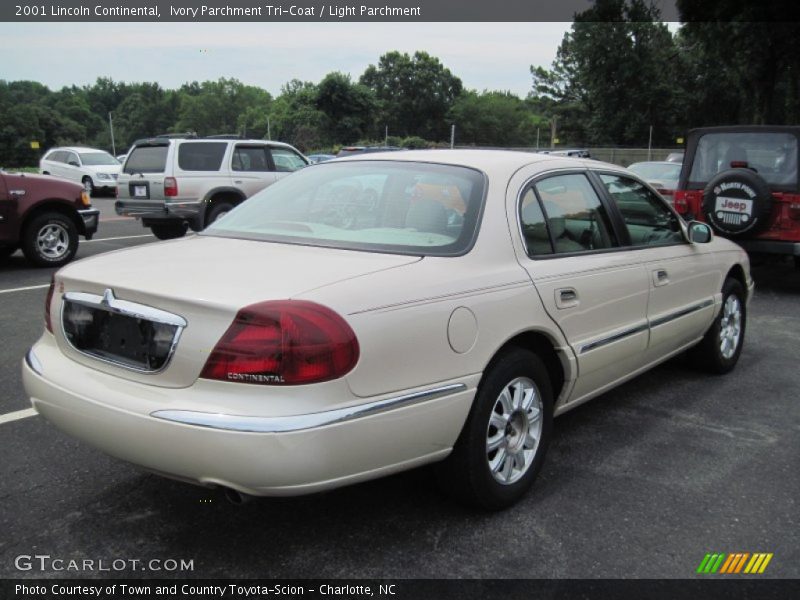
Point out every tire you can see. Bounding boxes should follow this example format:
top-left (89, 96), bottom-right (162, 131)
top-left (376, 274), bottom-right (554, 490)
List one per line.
top-left (701, 169), bottom-right (773, 237)
top-left (437, 347), bottom-right (553, 510)
top-left (82, 177), bottom-right (95, 196)
top-left (206, 201), bottom-right (235, 227)
top-left (21, 212), bottom-right (79, 268)
top-left (688, 278), bottom-right (746, 374)
top-left (150, 222), bottom-right (188, 240)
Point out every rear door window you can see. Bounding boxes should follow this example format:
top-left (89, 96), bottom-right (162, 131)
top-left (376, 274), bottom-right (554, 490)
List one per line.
top-left (524, 173), bottom-right (617, 255)
top-left (177, 142), bottom-right (227, 172)
top-left (124, 145), bottom-right (168, 174)
top-left (232, 145), bottom-right (270, 171)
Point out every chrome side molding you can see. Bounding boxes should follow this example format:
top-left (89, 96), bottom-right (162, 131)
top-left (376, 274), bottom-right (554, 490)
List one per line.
top-left (151, 382), bottom-right (468, 433)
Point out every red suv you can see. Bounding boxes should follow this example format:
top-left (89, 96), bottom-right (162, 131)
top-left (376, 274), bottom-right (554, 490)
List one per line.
top-left (674, 126), bottom-right (800, 267)
top-left (0, 170), bottom-right (99, 267)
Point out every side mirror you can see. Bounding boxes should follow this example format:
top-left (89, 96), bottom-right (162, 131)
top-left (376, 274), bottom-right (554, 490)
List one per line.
top-left (68, 161), bottom-right (80, 167)
top-left (687, 221), bottom-right (713, 244)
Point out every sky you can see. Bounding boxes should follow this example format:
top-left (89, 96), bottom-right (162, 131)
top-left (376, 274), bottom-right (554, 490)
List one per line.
top-left (0, 22), bottom-right (575, 98)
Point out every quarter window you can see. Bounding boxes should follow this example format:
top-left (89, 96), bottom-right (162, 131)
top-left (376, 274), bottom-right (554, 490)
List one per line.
top-left (599, 174), bottom-right (684, 247)
top-left (177, 142), bottom-right (227, 171)
top-left (522, 173), bottom-right (616, 256)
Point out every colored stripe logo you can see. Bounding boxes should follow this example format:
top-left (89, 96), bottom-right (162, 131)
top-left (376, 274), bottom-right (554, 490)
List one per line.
top-left (696, 553), bottom-right (773, 574)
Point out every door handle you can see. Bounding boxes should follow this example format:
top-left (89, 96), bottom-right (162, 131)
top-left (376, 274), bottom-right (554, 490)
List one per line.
top-left (555, 287), bottom-right (579, 309)
top-left (234, 180), bottom-right (243, 184)
top-left (653, 269), bottom-right (670, 287)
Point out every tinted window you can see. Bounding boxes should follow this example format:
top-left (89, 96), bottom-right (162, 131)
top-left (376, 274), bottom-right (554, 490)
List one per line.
top-left (177, 142), bottom-right (227, 171)
top-left (79, 152), bottom-right (119, 166)
top-left (531, 173), bottom-right (616, 254)
top-left (232, 146), bottom-right (269, 171)
top-left (600, 174), bottom-right (683, 246)
top-left (65, 152), bottom-right (79, 166)
top-left (205, 161), bottom-right (485, 257)
top-left (689, 132), bottom-right (797, 186)
top-left (519, 188), bottom-right (552, 256)
top-left (46, 150), bottom-right (65, 162)
top-left (270, 147), bottom-right (308, 172)
top-left (124, 146), bottom-right (168, 174)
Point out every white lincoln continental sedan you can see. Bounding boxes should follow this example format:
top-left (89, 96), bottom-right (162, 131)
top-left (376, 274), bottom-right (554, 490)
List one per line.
top-left (23, 151), bottom-right (752, 509)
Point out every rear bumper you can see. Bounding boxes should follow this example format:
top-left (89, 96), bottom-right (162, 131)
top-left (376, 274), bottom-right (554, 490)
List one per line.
top-left (115, 199), bottom-right (203, 226)
top-left (737, 239), bottom-right (800, 257)
top-left (22, 336), bottom-right (474, 496)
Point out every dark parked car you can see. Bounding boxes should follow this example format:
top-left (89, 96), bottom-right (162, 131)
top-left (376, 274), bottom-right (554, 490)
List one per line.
top-left (0, 170), bottom-right (99, 267)
top-left (673, 126), bottom-right (800, 266)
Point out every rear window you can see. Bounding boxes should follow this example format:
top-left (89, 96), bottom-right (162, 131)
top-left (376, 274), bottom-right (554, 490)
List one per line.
top-left (688, 132), bottom-right (798, 187)
top-left (124, 146), bottom-right (168, 174)
top-left (178, 142), bottom-right (227, 171)
top-left (204, 160), bottom-right (486, 257)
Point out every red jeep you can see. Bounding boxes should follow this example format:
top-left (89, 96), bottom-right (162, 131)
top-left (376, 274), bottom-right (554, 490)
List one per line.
top-left (674, 126), bottom-right (800, 267)
top-left (0, 170), bottom-right (99, 267)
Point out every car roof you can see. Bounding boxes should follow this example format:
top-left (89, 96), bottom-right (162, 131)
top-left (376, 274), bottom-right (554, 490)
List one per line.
top-left (332, 148), bottom-right (621, 174)
top-left (49, 146), bottom-right (109, 153)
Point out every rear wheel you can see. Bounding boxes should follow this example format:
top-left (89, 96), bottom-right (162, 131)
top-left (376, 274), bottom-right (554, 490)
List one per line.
top-left (150, 222), bottom-right (188, 240)
top-left (689, 278), bottom-right (746, 374)
top-left (437, 348), bottom-right (553, 510)
top-left (21, 212), bottom-right (79, 267)
top-left (206, 201), bottom-right (235, 227)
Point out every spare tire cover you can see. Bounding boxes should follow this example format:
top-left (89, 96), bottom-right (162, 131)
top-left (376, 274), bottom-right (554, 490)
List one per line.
top-left (701, 169), bottom-right (773, 237)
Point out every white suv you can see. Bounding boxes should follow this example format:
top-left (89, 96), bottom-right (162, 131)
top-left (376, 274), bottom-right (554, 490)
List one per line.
top-left (40, 147), bottom-right (121, 195)
top-left (115, 136), bottom-right (309, 239)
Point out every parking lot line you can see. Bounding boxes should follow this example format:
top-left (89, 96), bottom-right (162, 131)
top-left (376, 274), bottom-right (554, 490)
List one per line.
top-left (84, 234), bottom-right (152, 243)
top-left (0, 284), bottom-right (50, 295)
top-left (0, 407), bottom-right (37, 425)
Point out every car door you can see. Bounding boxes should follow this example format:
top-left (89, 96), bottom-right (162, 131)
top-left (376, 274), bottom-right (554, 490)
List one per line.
top-left (63, 151), bottom-right (81, 183)
top-left (515, 171), bottom-right (651, 404)
top-left (595, 172), bottom-right (717, 356)
top-left (230, 144), bottom-right (276, 196)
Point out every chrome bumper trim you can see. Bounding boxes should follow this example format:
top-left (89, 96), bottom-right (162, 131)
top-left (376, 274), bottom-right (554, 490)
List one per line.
top-left (25, 348), bottom-right (43, 376)
top-left (150, 382), bottom-right (468, 433)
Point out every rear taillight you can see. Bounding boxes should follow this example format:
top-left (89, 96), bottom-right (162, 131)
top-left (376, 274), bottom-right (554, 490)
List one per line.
top-left (200, 300), bottom-right (359, 385)
top-left (164, 177), bottom-right (178, 197)
top-left (44, 276), bottom-right (55, 333)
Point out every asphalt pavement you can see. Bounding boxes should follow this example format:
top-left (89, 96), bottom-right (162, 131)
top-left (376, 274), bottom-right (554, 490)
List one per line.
top-left (0, 202), bottom-right (797, 579)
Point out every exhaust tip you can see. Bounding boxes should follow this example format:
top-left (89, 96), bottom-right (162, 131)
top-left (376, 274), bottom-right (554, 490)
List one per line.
top-left (222, 487), bottom-right (252, 505)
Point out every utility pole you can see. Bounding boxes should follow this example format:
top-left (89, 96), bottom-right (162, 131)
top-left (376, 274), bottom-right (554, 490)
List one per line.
top-left (385, 125), bottom-right (388, 146)
top-left (267, 116), bottom-right (271, 140)
top-left (450, 124), bottom-right (455, 149)
top-left (108, 112), bottom-right (116, 156)
top-left (550, 116), bottom-right (557, 149)
top-left (536, 128), bottom-right (540, 150)
top-left (648, 125), bottom-right (653, 161)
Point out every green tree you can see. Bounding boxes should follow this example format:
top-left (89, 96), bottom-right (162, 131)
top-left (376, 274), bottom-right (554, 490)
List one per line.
top-left (315, 72), bottom-right (377, 144)
top-left (360, 51), bottom-right (463, 141)
top-left (529, 0), bottom-right (680, 146)
top-left (448, 90), bottom-right (545, 147)
top-left (176, 78), bottom-right (272, 136)
top-left (676, 1), bottom-right (800, 125)
top-left (268, 80), bottom-right (326, 151)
